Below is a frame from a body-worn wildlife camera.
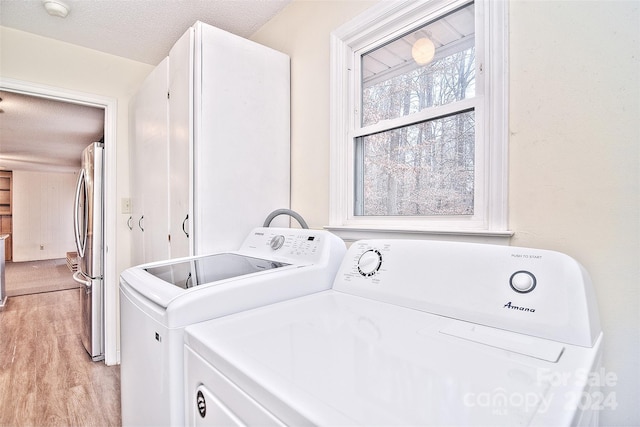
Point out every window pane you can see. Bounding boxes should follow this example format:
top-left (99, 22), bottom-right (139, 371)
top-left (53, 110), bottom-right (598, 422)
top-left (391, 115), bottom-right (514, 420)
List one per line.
top-left (361, 3), bottom-right (475, 127)
top-left (356, 111), bottom-right (475, 216)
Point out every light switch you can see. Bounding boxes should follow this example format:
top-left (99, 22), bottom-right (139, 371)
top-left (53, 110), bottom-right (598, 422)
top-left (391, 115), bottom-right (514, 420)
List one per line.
top-left (122, 198), bottom-right (132, 214)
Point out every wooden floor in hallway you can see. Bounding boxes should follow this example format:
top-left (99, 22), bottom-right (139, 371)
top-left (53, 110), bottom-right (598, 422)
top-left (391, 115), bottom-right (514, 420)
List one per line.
top-left (0, 289), bottom-right (121, 427)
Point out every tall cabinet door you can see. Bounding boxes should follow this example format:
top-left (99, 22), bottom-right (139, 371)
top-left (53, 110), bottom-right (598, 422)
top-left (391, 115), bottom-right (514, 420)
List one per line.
top-left (193, 23), bottom-right (291, 255)
top-left (129, 92), bottom-right (145, 266)
top-left (168, 28), bottom-right (194, 259)
top-left (131, 22), bottom-right (291, 263)
top-left (129, 57), bottom-right (170, 264)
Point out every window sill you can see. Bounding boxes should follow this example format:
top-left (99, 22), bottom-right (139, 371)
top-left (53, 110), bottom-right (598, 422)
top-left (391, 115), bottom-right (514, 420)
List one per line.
top-left (324, 225), bottom-right (514, 245)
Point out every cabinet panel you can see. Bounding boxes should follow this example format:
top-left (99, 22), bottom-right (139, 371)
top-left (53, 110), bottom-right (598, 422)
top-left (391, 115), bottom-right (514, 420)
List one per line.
top-left (0, 172), bottom-right (11, 215)
top-left (129, 57), bottom-right (170, 265)
top-left (3, 235), bottom-right (11, 261)
top-left (193, 23), bottom-right (291, 254)
top-left (129, 94), bottom-right (145, 266)
top-left (0, 217), bottom-right (11, 261)
top-left (0, 216), bottom-right (11, 231)
top-left (0, 172), bottom-right (12, 260)
top-left (129, 22), bottom-right (290, 265)
top-left (168, 28), bottom-right (194, 259)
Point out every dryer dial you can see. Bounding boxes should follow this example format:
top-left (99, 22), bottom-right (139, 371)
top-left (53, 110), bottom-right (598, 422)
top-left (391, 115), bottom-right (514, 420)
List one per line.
top-left (358, 249), bottom-right (382, 277)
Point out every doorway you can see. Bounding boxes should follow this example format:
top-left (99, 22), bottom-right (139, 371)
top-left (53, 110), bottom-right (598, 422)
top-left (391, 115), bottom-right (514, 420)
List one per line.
top-left (0, 78), bottom-right (118, 364)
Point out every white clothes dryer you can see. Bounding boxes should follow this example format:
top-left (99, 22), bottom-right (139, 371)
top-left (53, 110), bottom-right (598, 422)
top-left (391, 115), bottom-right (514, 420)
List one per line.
top-left (184, 239), bottom-right (603, 426)
top-left (119, 227), bottom-right (346, 426)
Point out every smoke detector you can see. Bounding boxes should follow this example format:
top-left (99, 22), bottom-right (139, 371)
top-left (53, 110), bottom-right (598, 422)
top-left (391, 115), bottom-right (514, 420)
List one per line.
top-left (42, 0), bottom-right (70, 18)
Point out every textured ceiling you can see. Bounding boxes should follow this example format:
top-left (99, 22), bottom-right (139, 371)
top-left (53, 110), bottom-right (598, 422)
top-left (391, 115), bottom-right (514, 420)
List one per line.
top-left (0, 90), bottom-right (104, 172)
top-left (0, 0), bottom-right (291, 65)
top-left (0, 0), bottom-right (291, 173)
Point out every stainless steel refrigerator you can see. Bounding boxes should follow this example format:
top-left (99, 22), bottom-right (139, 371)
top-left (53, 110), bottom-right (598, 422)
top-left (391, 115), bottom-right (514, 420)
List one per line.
top-left (73, 142), bottom-right (104, 361)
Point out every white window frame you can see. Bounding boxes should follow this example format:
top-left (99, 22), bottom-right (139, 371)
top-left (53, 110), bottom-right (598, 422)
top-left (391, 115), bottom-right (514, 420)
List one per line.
top-left (328, 0), bottom-right (512, 243)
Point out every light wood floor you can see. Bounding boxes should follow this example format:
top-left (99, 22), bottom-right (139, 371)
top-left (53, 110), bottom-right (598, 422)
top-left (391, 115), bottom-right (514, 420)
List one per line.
top-left (0, 289), bottom-right (121, 426)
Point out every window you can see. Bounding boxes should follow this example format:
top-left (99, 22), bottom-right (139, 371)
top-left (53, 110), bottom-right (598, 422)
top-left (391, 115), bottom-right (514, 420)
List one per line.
top-left (329, 0), bottom-right (510, 240)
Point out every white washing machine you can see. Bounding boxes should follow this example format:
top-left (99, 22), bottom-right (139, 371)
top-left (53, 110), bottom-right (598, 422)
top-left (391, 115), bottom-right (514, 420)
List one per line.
top-left (184, 239), bottom-right (603, 426)
top-left (119, 227), bottom-right (346, 426)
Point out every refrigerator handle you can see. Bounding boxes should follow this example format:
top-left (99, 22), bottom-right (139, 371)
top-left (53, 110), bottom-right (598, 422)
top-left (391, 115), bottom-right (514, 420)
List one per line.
top-left (73, 169), bottom-right (87, 258)
top-left (73, 271), bottom-right (92, 294)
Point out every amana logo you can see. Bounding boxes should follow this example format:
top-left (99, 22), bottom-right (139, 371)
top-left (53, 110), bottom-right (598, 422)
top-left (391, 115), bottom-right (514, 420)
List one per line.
top-left (503, 301), bottom-right (536, 313)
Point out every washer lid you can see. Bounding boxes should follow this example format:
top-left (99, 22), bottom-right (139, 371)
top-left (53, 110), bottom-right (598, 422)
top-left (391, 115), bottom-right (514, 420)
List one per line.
top-left (144, 253), bottom-right (288, 289)
top-left (120, 252), bottom-right (290, 308)
top-left (185, 291), bottom-right (599, 426)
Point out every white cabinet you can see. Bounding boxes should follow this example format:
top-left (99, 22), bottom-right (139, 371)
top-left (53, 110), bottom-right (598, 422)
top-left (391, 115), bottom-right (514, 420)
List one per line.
top-left (129, 58), bottom-right (170, 265)
top-left (129, 22), bottom-right (290, 263)
top-left (189, 22), bottom-right (291, 256)
top-left (167, 29), bottom-right (193, 259)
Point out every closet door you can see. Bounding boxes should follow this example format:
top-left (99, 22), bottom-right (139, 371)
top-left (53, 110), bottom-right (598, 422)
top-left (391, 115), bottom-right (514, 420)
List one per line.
top-left (128, 92), bottom-right (145, 266)
top-left (168, 28), bottom-right (194, 259)
top-left (193, 23), bottom-right (291, 254)
top-left (129, 57), bottom-right (170, 264)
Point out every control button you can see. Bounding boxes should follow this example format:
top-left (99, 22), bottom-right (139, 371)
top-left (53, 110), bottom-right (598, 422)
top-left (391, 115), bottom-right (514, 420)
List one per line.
top-left (270, 235), bottom-right (285, 250)
top-left (510, 271), bottom-right (537, 293)
top-left (358, 249), bottom-right (382, 277)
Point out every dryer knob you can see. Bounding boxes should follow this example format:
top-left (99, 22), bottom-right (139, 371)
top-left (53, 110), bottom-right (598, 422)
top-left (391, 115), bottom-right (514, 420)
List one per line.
top-left (270, 235), bottom-right (285, 250)
top-left (358, 249), bottom-right (382, 277)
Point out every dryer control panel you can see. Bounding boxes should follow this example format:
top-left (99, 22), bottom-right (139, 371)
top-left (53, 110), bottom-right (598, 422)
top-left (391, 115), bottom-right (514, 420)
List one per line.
top-left (333, 239), bottom-right (601, 348)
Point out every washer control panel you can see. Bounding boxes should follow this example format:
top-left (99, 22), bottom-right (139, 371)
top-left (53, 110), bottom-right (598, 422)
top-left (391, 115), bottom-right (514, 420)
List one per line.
top-left (265, 233), bottom-right (318, 256)
top-left (240, 228), bottom-right (340, 263)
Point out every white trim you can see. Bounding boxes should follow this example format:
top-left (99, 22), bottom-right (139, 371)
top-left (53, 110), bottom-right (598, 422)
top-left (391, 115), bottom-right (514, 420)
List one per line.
top-left (352, 98), bottom-right (477, 138)
top-left (0, 78), bottom-right (119, 365)
top-left (324, 225), bottom-right (513, 245)
top-left (329, 0), bottom-right (509, 241)
top-left (486, 0), bottom-right (510, 231)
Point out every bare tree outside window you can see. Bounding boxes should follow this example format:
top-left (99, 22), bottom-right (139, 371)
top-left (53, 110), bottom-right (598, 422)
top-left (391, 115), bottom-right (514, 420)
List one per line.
top-left (356, 4), bottom-right (476, 217)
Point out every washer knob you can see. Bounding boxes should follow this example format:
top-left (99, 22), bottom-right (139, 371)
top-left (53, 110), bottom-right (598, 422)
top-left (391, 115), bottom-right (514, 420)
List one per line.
top-left (270, 235), bottom-right (285, 250)
top-left (358, 249), bottom-right (382, 277)
top-left (510, 271), bottom-right (537, 293)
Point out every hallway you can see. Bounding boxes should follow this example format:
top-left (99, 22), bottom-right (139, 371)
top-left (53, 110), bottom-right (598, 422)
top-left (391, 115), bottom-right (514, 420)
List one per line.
top-left (0, 289), bottom-right (120, 426)
top-left (4, 258), bottom-right (79, 297)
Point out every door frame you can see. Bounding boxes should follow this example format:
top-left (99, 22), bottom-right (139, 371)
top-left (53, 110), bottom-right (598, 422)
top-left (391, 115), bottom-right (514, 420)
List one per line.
top-left (0, 78), bottom-right (119, 365)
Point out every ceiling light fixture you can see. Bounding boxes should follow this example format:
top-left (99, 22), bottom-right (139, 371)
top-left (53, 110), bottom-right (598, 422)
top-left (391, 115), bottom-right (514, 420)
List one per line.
top-left (412, 37), bottom-right (436, 65)
top-left (42, 0), bottom-right (70, 18)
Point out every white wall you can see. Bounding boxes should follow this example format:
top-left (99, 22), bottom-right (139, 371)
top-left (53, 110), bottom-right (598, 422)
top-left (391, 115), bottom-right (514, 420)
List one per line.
top-left (12, 171), bottom-right (77, 261)
top-left (509, 2), bottom-right (639, 425)
top-left (252, 1), bottom-right (640, 425)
